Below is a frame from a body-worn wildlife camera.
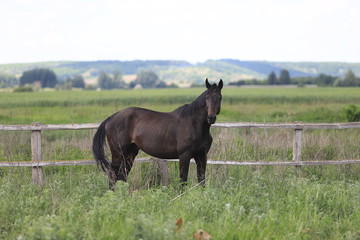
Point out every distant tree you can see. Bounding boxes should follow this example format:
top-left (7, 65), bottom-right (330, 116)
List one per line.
top-left (98, 72), bottom-right (113, 89)
top-left (112, 70), bottom-right (125, 88)
top-left (315, 73), bottom-right (336, 86)
top-left (291, 76), bottom-right (316, 85)
top-left (334, 70), bottom-right (360, 87)
top-left (278, 69), bottom-right (291, 84)
top-left (229, 80), bottom-right (246, 86)
top-left (155, 81), bottom-right (168, 88)
top-left (333, 78), bottom-right (343, 87)
top-left (63, 75), bottom-right (85, 89)
top-left (344, 70), bottom-right (357, 85)
top-left (97, 71), bottom-right (124, 89)
top-left (71, 75), bottom-right (86, 88)
top-left (344, 70), bottom-right (360, 86)
top-left (134, 71), bottom-right (159, 88)
top-left (249, 78), bottom-right (265, 85)
top-left (19, 68), bottom-right (57, 88)
top-left (267, 71), bottom-right (278, 85)
top-left (0, 73), bottom-right (18, 88)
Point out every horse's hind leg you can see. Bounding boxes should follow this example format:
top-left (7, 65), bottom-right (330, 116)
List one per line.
top-left (110, 144), bottom-right (139, 188)
top-left (113, 144), bottom-right (139, 181)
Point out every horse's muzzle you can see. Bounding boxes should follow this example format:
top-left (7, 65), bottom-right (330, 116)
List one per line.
top-left (207, 116), bottom-right (216, 124)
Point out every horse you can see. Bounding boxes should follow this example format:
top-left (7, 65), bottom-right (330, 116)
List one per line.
top-left (92, 78), bottom-right (223, 188)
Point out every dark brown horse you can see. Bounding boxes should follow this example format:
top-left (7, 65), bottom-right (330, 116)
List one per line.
top-left (92, 79), bottom-right (223, 188)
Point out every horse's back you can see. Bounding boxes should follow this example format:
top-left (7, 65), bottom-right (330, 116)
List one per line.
top-left (108, 107), bottom-right (176, 126)
top-left (104, 107), bottom-right (180, 157)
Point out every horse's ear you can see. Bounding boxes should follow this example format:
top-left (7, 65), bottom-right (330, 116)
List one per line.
top-left (205, 78), bottom-right (211, 89)
top-left (218, 79), bottom-right (223, 90)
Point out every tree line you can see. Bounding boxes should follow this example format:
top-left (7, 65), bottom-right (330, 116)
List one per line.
top-left (97, 70), bottom-right (174, 89)
top-left (2, 67), bottom-right (360, 90)
top-left (229, 69), bottom-right (360, 87)
top-left (5, 68), bottom-right (175, 91)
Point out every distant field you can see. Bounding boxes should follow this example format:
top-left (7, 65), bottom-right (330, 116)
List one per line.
top-left (0, 87), bottom-right (359, 124)
top-left (1, 86), bottom-right (359, 163)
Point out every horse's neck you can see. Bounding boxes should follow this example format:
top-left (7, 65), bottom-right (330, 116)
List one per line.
top-left (173, 103), bottom-right (210, 132)
top-left (190, 105), bottom-right (211, 130)
top-left (173, 92), bottom-right (207, 117)
top-left (181, 92), bottom-right (212, 131)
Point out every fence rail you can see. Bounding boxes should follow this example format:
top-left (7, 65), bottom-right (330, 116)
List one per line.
top-left (2, 159), bottom-right (360, 167)
top-left (1, 122), bottom-right (360, 131)
top-left (1, 122), bottom-right (360, 186)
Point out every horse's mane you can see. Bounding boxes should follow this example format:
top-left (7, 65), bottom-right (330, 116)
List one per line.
top-left (173, 90), bottom-right (207, 118)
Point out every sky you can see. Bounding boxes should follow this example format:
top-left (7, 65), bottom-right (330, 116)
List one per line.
top-left (0, 0), bottom-right (359, 64)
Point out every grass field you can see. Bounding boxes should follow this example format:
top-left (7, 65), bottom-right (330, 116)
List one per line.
top-left (1, 87), bottom-right (360, 124)
top-left (2, 165), bottom-right (360, 239)
top-left (1, 87), bottom-right (360, 239)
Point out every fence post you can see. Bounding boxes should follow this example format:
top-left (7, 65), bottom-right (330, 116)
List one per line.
top-left (31, 122), bottom-right (43, 186)
top-left (293, 128), bottom-right (303, 170)
top-left (158, 159), bottom-right (169, 186)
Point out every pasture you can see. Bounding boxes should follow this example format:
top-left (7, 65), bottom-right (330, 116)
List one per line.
top-left (1, 87), bottom-right (360, 239)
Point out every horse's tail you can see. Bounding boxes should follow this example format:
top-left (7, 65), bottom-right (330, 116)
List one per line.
top-left (92, 117), bottom-right (111, 173)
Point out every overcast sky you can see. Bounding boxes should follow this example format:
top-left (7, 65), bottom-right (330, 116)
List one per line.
top-left (0, 0), bottom-right (359, 64)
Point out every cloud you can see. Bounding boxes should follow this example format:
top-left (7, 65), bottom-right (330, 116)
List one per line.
top-left (0, 0), bottom-right (360, 64)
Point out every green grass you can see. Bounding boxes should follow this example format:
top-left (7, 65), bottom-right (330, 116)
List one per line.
top-left (2, 165), bottom-right (360, 239)
top-left (1, 87), bottom-right (360, 239)
top-left (0, 87), bottom-right (360, 124)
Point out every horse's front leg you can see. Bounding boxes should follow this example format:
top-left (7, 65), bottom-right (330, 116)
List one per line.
top-left (194, 135), bottom-right (212, 186)
top-left (179, 153), bottom-right (192, 185)
top-left (194, 153), bottom-right (207, 186)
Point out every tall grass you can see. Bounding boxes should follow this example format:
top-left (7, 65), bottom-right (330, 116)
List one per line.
top-left (1, 87), bottom-right (360, 239)
top-left (2, 165), bottom-right (360, 239)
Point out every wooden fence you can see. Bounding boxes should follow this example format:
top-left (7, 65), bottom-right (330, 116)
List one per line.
top-left (1, 122), bottom-right (360, 186)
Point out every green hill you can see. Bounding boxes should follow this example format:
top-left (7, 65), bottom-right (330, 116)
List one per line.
top-left (1, 59), bottom-right (360, 85)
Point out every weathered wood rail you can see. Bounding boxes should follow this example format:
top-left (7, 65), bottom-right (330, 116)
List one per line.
top-left (1, 122), bottom-right (360, 186)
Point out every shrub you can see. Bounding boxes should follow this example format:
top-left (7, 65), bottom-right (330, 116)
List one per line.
top-left (13, 86), bottom-right (33, 92)
top-left (343, 104), bottom-right (360, 122)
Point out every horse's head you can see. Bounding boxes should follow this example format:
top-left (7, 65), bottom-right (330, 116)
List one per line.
top-left (205, 78), bottom-right (223, 124)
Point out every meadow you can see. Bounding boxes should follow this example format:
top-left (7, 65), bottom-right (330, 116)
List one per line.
top-left (1, 86), bottom-right (360, 124)
top-left (1, 86), bottom-right (360, 239)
